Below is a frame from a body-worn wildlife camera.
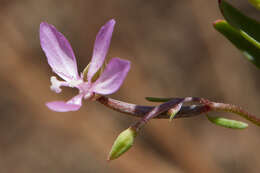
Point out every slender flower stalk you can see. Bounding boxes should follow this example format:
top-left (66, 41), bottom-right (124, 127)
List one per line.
top-left (40, 19), bottom-right (131, 112)
top-left (96, 96), bottom-right (260, 126)
top-left (132, 98), bottom-right (186, 131)
top-left (96, 96), bottom-right (209, 118)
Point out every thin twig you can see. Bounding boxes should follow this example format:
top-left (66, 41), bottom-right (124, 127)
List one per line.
top-left (96, 96), bottom-right (210, 119)
top-left (96, 96), bottom-right (260, 126)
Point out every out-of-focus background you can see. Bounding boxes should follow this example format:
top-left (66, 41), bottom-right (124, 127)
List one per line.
top-left (0, 0), bottom-right (259, 172)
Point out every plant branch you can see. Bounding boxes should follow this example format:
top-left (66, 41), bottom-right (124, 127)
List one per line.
top-left (96, 96), bottom-right (209, 119)
top-left (96, 96), bottom-right (260, 126)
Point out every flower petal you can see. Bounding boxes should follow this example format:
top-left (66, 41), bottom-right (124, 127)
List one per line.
top-left (87, 19), bottom-right (116, 81)
top-left (92, 57), bottom-right (131, 95)
top-left (40, 22), bottom-right (79, 81)
top-left (46, 94), bottom-right (83, 112)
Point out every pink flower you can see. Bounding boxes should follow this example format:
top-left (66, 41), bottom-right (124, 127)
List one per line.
top-left (40, 19), bottom-right (131, 112)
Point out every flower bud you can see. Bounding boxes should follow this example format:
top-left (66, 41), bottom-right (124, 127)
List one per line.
top-left (108, 127), bottom-right (137, 160)
top-left (169, 103), bottom-right (182, 122)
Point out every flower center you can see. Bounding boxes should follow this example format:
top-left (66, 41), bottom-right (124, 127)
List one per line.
top-left (78, 82), bottom-right (94, 99)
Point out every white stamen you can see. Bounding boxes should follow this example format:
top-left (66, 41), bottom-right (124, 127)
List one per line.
top-left (68, 80), bottom-right (83, 88)
top-left (50, 76), bottom-right (83, 94)
top-left (50, 76), bottom-right (63, 93)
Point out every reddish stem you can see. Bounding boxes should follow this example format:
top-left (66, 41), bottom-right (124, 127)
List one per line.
top-left (96, 96), bottom-right (260, 127)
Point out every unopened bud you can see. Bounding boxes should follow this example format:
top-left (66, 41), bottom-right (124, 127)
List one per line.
top-left (108, 127), bottom-right (137, 161)
top-left (169, 103), bottom-right (182, 122)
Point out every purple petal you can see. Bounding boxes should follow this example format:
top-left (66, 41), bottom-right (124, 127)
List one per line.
top-left (40, 22), bottom-right (79, 81)
top-left (87, 19), bottom-right (116, 81)
top-left (46, 94), bottom-right (83, 112)
top-left (92, 57), bottom-right (131, 95)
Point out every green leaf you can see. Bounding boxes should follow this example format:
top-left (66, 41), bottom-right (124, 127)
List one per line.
top-left (214, 20), bottom-right (260, 68)
top-left (249, 0), bottom-right (260, 10)
top-left (219, 0), bottom-right (260, 46)
top-left (207, 115), bottom-right (248, 129)
top-left (145, 97), bottom-right (172, 102)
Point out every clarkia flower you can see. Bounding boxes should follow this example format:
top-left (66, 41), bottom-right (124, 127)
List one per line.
top-left (40, 19), bottom-right (131, 112)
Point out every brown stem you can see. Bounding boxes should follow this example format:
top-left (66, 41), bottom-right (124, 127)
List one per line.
top-left (132, 98), bottom-right (186, 130)
top-left (207, 102), bottom-right (260, 126)
top-left (96, 96), bottom-right (260, 126)
top-left (96, 96), bottom-right (211, 119)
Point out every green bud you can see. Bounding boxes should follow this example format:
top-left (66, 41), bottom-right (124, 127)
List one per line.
top-left (108, 127), bottom-right (137, 161)
top-left (249, 0), bottom-right (260, 10)
top-left (207, 115), bottom-right (248, 129)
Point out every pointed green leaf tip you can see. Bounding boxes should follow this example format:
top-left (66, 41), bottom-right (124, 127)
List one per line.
top-left (207, 115), bottom-right (248, 129)
top-left (216, 0), bottom-right (260, 68)
top-left (108, 127), bottom-right (137, 161)
top-left (219, 0), bottom-right (260, 44)
top-left (213, 20), bottom-right (260, 68)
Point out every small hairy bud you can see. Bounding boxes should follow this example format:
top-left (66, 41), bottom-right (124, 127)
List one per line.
top-left (169, 103), bottom-right (182, 121)
top-left (108, 127), bottom-right (137, 160)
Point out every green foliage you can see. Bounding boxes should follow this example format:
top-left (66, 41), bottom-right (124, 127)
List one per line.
top-left (207, 115), bottom-right (248, 129)
top-left (219, 0), bottom-right (260, 44)
top-left (214, 20), bottom-right (260, 67)
top-left (215, 0), bottom-right (260, 68)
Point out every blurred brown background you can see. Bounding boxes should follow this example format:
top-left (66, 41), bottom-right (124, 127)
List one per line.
top-left (0, 0), bottom-right (259, 172)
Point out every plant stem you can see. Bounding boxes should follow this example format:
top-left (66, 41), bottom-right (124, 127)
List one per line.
top-left (96, 96), bottom-right (260, 126)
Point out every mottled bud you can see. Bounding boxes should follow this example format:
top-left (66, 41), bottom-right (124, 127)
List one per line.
top-left (169, 103), bottom-right (182, 122)
top-left (108, 127), bottom-right (137, 160)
